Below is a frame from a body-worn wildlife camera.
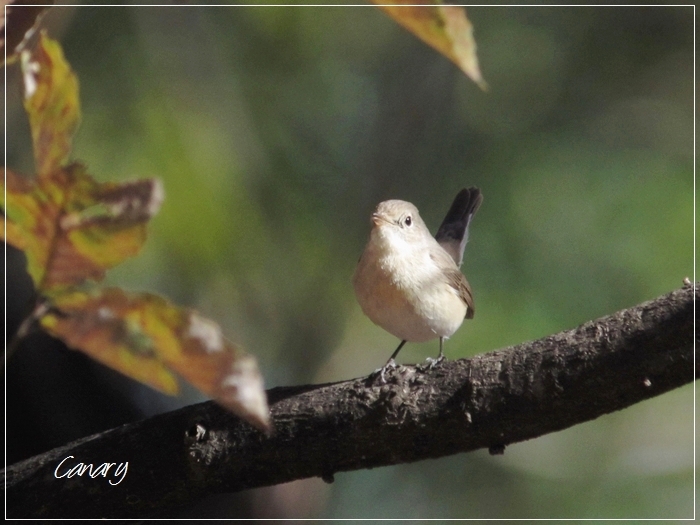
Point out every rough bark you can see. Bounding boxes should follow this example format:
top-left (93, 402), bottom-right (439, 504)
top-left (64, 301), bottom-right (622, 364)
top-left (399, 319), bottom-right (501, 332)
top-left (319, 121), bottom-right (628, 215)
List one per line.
top-left (3, 283), bottom-right (697, 518)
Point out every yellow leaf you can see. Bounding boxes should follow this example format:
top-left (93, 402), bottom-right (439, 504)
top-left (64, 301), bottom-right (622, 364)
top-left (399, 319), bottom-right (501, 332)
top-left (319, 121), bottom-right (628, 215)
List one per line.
top-left (374, 0), bottom-right (487, 90)
top-left (1, 165), bottom-right (163, 292)
top-left (21, 32), bottom-right (81, 176)
top-left (40, 288), bottom-right (271, 431)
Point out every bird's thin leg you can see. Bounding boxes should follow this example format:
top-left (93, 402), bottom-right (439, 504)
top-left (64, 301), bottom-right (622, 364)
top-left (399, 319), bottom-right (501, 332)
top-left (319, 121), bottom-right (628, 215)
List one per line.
top-left (371, 340), bottom-right (407, 383)
top-left (388, 339), bottom-right (407, 363)
top-left (425, 337), bottom-right (446, 369)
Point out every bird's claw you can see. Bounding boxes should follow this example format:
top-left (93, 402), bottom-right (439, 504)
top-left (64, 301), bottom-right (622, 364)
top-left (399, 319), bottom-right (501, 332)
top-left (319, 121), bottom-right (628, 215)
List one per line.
top-left (423, 355), bottom-right (445, 369)
top-left (371, 358), bottom-right (399, 383)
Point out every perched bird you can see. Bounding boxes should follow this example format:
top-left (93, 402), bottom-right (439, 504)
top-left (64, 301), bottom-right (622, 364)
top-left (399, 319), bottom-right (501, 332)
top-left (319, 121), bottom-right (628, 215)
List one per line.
top-left (353, 187), bottom-right (483, 368)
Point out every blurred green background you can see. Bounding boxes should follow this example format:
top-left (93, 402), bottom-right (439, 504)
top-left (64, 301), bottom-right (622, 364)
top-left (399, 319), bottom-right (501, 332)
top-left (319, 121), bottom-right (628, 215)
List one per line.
top-left (5, 2), bottom-right (694, 519)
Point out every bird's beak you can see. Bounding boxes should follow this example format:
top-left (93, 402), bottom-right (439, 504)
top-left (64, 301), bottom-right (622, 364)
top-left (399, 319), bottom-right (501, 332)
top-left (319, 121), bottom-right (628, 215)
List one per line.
top-left (371, 213), bottom-right (387, 227)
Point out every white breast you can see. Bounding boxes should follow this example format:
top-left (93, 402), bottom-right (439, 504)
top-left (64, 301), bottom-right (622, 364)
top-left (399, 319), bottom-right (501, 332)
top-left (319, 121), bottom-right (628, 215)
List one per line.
top-left (353, 232), bottom-right (467, 342)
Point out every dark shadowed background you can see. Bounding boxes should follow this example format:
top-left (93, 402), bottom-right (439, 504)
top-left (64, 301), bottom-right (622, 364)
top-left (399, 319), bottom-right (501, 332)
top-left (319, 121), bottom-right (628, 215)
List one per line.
top-left (4, 2), bottom-right (694, 519)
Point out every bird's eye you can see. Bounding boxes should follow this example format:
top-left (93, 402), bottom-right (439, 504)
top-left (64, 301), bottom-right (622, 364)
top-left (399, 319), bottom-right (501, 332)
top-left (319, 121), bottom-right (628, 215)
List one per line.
top-left (404, 215), bottom-right (412, 227)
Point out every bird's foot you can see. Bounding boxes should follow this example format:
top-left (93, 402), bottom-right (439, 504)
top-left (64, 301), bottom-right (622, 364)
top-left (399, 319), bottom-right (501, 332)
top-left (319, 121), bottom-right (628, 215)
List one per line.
top-left (423, 355), bottom-right (446, 370)
top-left (371, 358), bottom-right (399, 384)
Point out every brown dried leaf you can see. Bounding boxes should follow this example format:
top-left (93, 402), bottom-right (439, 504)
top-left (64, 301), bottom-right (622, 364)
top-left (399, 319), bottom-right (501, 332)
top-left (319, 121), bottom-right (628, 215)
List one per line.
top-left (1, 165), bottom-right (163, 292)
top-left (373, 0), bottom-right (487, 90)
top-left (40, 288), bottom-right (271, 431)
top-left (1, 0), bottom-right (52, 63)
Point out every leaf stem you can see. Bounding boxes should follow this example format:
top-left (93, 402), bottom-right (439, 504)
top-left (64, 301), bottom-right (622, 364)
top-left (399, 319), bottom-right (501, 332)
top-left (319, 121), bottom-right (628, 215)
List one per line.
top-left (3, 298), bottom-right (48, 368)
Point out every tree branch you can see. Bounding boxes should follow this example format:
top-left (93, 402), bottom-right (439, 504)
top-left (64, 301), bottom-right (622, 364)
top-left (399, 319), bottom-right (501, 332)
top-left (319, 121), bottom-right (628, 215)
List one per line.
top-left (4, 283), bottom-right (696, 518)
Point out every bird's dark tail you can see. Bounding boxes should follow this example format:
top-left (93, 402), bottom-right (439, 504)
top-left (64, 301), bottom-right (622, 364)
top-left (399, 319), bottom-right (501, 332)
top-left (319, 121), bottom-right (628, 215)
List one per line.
top-left (435, 187), bottom-right (483, 267)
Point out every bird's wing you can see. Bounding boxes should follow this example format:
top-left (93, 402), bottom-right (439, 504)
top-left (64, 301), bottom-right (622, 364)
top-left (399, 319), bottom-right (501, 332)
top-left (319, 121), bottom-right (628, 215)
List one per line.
top-left (430, 249), bottom-right (475, 319)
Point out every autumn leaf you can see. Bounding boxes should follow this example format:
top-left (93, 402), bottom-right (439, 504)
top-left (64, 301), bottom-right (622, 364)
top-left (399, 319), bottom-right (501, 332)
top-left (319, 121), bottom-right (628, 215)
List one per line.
top-left (373, 0), bottom-right (487, 90)
top-left (4, 33), bottom-right (269, 432)
top-left (21, 31), bottom-right (80, 176)
top-left (1, 33), bottom-right (160, 291)
top-left (1, 0), bottom-right (52, 64)
top-left (1, 164), bottom-right (163, 292)
top-left (40, 287), bottom-right (270, 431)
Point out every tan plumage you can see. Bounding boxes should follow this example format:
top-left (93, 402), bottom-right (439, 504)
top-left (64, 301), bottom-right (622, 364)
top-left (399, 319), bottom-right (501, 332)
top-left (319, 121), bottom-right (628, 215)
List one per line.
top-left (353, 189), bottom-right (482, 365)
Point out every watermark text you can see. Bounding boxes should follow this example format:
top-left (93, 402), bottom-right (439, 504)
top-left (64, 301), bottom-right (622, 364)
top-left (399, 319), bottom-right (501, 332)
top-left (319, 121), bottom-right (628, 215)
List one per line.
top-left (54, 455), bottom-right (128, 486)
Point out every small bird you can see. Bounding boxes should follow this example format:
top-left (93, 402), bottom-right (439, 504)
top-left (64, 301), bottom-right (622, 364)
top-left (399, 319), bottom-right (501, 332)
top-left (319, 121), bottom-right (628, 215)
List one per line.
top-left (353, 187), bottom-right (483, 369)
